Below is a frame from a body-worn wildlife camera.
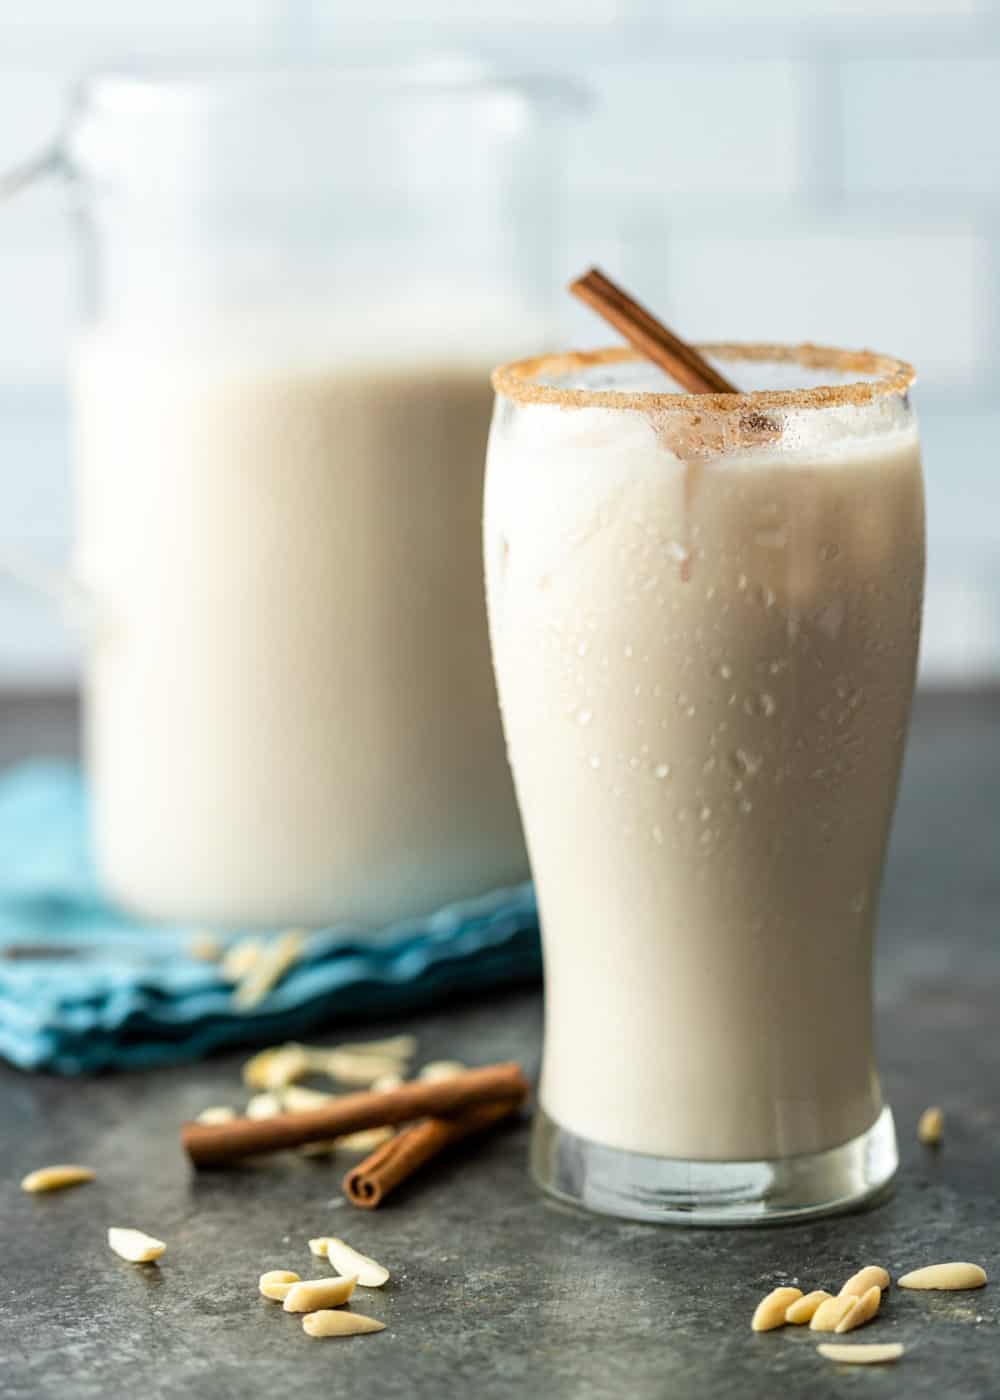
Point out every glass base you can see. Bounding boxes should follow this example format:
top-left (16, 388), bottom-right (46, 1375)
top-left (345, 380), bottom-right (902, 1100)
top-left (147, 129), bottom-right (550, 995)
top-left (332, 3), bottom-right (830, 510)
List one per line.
top-left (531, 1104), bottom-right (898, 1226)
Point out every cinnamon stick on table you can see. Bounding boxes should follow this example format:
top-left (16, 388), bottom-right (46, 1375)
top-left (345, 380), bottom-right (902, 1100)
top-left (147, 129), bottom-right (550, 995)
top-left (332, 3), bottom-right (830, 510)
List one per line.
top-left (344, 1097), bottom-right (523, 1209)
top-left (181, 1061), bottom-right (530, 1168)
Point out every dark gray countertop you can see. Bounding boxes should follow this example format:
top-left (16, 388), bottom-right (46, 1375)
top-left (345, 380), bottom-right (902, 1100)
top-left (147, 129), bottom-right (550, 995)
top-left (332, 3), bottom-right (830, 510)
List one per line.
top-left (1, 692), bottom-right (997, 1400)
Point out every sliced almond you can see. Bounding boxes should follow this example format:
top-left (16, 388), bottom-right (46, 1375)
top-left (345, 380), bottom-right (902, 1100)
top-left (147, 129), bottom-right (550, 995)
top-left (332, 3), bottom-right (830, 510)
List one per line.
top-left (322, 1238), bottom-right (390, 1289)
top-left (246, 1092), bottom-right (282, 1119)
top-left (259, 1269), bottom-right (300, 1301)
top-left (835, 1284), bottom-right (881, 1333)
top-left (108, 1227), bottom-right (166, 1263)
top-left (417, 1060), bottom-right (466, 1083)
top-left (232, 930), bottom-right (306, 1011)
top-left (809, 1295), bottom-right (859, 1332)
top-left (20, 1164), bottom-right (95, 1194)
top-left (917, 1106), bottom-right (944, 1145)
top-left (785, 1290), bottom-right (833, 1324)
top-left (751, 1286), bottom-right (802, 1332)
top-left (282, 1084), bottom-right (336, 1112)
top-left (335, 1035), bottom-right (416, 1060)
top-left (242, 1042), bottom-right (311, 1091)
top-left (817, 1343), bottom-right (903, 1365)
top-left (839, 1265), bottom-right (890, 1297)
top-left (898, 1262), bottom-right (987, 1290)
top-left (303, 1309), bottom-right (385, 1338)
top-left (282, 1275), bottom-right (357, 1313)
top-left (195, 1106), bottom-right (237, 1125)
top-left (316, 1051), bottom-right (409, 1087)
top-left (220, 937), bottom-right (262, 983)
top-left (337, 1127), bottom-right (395, 1153)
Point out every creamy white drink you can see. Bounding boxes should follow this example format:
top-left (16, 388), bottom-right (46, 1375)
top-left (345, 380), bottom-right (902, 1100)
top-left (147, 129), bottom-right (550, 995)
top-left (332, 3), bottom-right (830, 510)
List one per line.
top-left (73, 329), bottom-right (528, 927)
top-left (485, 347), bottom-right (924, 1169)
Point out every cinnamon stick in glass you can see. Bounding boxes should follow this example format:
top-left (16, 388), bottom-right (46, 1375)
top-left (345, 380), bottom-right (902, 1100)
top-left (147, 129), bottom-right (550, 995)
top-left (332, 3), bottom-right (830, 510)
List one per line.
top-left (344, 1097), bottom-right (523, 1209)
top-left (181, 1061), bottom-right (529, 1168)
top-left (569, 267), bottom-right (739, 394)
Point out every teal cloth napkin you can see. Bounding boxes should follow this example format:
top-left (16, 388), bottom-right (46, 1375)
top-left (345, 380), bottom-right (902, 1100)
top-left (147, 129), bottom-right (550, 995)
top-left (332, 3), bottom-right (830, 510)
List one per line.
top-left (0, 763), bottom-right (540, 1074)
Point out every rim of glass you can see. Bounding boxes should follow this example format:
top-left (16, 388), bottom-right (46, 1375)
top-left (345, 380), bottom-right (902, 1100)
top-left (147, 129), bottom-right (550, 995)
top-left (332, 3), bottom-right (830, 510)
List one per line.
top-left (492, 343), bottom-right (916, 414)
top-left (74, 57), bottom-right (587, 116)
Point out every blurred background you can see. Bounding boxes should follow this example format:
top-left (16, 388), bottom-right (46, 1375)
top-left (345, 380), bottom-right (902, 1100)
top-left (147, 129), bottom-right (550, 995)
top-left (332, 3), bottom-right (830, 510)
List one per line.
top-left (0, 0), bottom-right (997, 689)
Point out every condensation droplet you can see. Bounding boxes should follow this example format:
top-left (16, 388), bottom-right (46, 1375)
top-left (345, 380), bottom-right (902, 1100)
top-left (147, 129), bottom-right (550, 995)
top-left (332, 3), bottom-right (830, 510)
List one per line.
top-left (654, 762), bottom-right (671, 780)
top-left (817, 599), bottom-right (845, 640)
top-left (850, 890), bottom-right (868, 914)
top-left (652, 824), bottom-right (664, 845)
top-left (699, 805), bottom-right (712, 823)
top-left (699, 828), bottom-right (713, 846)
top-left (820, 542), bottom-right (840, 561)
top-left (702, 755), bottom-right (717, 774)
top-left (576, 640), bottom-right (589, 657)
top-left (739, 798), bottom-right (753, 814)
top-left (577, 708), bottom-right (593, 726)
top-left (629, 756), bottom-right (641, 771)
top-left (729, 748), bottom-right (763, 779)
top-left (624, 644), bottom-right (634, 659)
top-left (743, 692), bottom-right (777, 718)
top-left (737, 573), bottom-right (749, 592)
top-left (589, 754), bottom-right (601, 770)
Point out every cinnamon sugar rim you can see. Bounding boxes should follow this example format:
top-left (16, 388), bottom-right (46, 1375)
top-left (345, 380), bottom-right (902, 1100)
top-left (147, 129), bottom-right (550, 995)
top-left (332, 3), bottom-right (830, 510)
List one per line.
top-left (491, 343), bottom-right (916, 413)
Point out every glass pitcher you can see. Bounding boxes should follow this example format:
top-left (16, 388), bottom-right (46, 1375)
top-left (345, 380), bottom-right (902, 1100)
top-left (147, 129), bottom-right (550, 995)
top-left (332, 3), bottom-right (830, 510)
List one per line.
top-left (2, 60), bottom-right (581, 928)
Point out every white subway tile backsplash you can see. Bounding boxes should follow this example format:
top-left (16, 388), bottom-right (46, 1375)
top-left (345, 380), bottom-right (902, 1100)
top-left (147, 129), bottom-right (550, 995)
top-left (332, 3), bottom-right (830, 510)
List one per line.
top-left (842, 59), bottom-right (1000, 196)
top-left (311, 0), bottom-right (634, 28)
top-left (660, 0), bottom-right (977, 19)
top-left (0, 389), bottom-right (73, 540)
top-left (918, 410), bottom-right (1000, 544)
top-left (0, 0), bottom-right (998, 684)
top-left (0, 579), bottom-right (80, 689)
top-left (567, 60), bottom-right (805, 199)
top-left (921, 541), bottom-right (1000, 684)
top-left (0, 243), bottom-right (73, 384)
top-left (649, 221), bottom-right (987, 389)
top-left (0, 71), bottom-right (66, 177)
top-left (0, 2), bottom-right (287, 63)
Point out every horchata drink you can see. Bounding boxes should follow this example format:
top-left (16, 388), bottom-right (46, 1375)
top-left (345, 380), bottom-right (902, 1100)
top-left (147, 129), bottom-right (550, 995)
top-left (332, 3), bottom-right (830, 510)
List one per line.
top-left (484, 344), bottom-right (924, 1223)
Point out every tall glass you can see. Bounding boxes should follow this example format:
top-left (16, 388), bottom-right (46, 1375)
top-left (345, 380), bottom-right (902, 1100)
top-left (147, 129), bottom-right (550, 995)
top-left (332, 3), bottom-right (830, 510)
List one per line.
top-left (485, 345), bottom-right (924, 1223)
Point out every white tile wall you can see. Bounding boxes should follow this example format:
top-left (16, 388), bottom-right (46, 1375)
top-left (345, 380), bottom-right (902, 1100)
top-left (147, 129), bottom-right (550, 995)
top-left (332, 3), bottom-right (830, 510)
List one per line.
top-left (0, 0), bottom-right (998, 684)
top-left (567, 61), bottom-right (805, 200)
top-left (662, 0), bottom-right (979, 19)
top-left (655, 221), bottom-right (989, 391)
top-left (0, 3), bottom-right (289, 62)
top-left (842, 59), bottom-right (1000, 196)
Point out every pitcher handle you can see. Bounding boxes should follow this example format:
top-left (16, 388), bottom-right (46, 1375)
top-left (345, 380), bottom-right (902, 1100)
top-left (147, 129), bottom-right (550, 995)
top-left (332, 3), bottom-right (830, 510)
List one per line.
top-left (0, 143), bottom-right (64, 203)
top-left (0, 140), bottom-right (91, 631)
